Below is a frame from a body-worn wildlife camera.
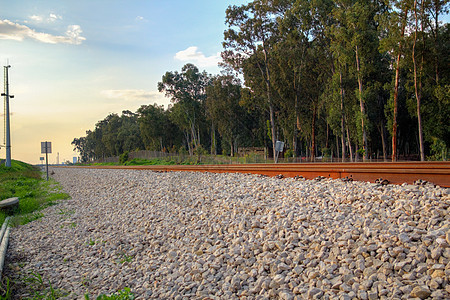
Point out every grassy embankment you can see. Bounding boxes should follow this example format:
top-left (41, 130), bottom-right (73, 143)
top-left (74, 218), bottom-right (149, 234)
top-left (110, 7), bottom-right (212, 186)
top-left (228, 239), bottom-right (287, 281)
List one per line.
top-left (0, 160), bottom-right (70, 226)
top-left (0, 160), bottom-right (70, 299)
top-left (0, 160), bottom-right (136, 299)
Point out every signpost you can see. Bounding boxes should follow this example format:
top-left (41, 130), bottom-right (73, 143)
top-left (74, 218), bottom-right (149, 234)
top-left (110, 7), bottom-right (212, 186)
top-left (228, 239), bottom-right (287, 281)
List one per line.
top-left (41, 141), bottom-right (52, 181)
top-left (275, 141), bottom-right (284, 163)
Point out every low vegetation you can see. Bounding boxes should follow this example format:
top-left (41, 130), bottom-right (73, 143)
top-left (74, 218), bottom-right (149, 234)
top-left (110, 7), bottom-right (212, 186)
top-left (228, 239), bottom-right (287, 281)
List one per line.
top-left (0, 160), bottom-right (70, 227)
top-left (0, 160), bottom-right (136, 299)
top-left (86, 153), bottom-right (277, 167)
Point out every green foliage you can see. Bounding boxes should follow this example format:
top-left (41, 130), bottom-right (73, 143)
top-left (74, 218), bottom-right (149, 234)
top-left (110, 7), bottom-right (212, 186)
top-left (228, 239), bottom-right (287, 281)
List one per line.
top-left (0, 278), bottom-right (11, 300)
top-left (85, 288), bottom-right (135, 300)
top-left (0, 160), bottom-right (70, 227)
top-left (356, 148), bottom-right (366, 157)
top-left (118, 253), bottom-right (133, 264)
top-left (119, 151), bottom-right (129, 165)
top-left (321, 147), bottom-right (331, 158)
top-left (427, 137), bottom-right (448, 161)
top-left (284, 148), bottom-right (294, 158)
top-left (21, 271), bottom-right (68, 299)
top-left (72, 111), bottom-right (144, 162)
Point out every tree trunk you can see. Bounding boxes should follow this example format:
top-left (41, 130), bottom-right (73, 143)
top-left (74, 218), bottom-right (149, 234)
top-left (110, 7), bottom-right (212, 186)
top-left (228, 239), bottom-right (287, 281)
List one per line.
top-left (413, 0), bottom-right (425, 161)
top-left (392, 6), bottom-right (409, 161)
top-left (380, 123), bottom-right (387, 162)
top-left (294, 129), bottom-right (299, 157)
top-left (346, 124), bottom-right (353, 162)
top-left (211, 122), bottom-right (216, 155)
top-left (433, 1), bottom-right (440, 84)
top-left (336, 134), bottom-right (340, 161)
top-left (355, 45), bottom-right (368, 160)
top-left (185, 131), bottom-right (193, 156)
top-left (294, 82), bottom-right (301, 157)
top-left (190, 122), bottom-right (198, 150)
top-left (340, 70), bottom-right (346, 162)
top-left (258, 41), bottom-right (277, 162)
top-left (310, 105), bottom-right (316, 162)
top-left (230, 137), bottom-right (234, 157)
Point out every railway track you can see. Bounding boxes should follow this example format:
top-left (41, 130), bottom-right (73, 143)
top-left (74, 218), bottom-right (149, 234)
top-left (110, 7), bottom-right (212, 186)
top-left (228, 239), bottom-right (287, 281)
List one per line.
top-left (72, 162), bottom-right (450, 187)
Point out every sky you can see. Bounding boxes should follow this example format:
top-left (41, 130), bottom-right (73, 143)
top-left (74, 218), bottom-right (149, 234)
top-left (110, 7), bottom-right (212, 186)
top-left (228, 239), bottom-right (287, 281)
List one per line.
top-left (0, 0), bottom-right (250, 165)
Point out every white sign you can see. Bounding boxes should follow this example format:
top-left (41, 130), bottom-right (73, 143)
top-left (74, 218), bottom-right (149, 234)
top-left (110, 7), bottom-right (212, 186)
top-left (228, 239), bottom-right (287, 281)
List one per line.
top-left (41, 141), bottom-right (52, 154)
top-left (275, 141), bottom-right (284, 152)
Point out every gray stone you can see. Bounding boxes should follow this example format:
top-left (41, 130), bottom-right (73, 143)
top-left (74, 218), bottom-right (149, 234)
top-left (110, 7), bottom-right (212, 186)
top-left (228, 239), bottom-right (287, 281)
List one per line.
top-left (410, 286), bottom-right (431, 299)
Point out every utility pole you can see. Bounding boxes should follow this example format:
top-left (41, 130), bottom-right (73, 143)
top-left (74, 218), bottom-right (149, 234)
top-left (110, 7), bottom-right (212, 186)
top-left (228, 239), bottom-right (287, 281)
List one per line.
top-left (1, 65), bottom-right (13, 168)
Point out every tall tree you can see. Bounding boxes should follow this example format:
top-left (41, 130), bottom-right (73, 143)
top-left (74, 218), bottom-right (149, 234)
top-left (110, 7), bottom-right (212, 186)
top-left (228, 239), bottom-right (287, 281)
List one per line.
top-left (380, 0), bottom-right (410, 161)
top-left (206, 75), bottom-right (246, 156)
top-left (138, 104), bottom-right (178, 151)
top-left (157, 64), bottom-right (211, 155)
top-left (223, 0), bottom-right (283, 160)
top-left (412, 0), bottom-right (425, 160)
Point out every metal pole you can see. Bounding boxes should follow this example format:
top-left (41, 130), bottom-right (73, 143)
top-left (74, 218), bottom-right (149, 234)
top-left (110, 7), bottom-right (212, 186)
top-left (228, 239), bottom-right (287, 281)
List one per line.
top-left (3, 66), bottom-right (11, 167)
top-left (46, 144), bottom-right (49, 181)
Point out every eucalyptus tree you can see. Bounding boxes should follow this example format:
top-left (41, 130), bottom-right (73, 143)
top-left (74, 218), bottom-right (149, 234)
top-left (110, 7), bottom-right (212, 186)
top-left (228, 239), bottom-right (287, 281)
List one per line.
top-left (329, 0), bottom-right (386, 160)
top-left (328, 1), bottom-right (355, 160)
top-left (379, 0), bottom-right (411, 160)
top-left (157, 64), bottom-right (211, 155)
top-left (72, 134), bottom-right (94, 163)
top-left (281, 0), bottom-right (334, 160)
top-left (222, 0), bottom-right (288, 159)
top-left (137, 104), bottom-right (173, 151)
top-left (118, 110), bottom-right (144, 153)
top-left (427, 0), bottom-right (449, 84)
top-left (274, 0), bottom-right (319, 157)
top-left (206, 75), bottom-right (247, 156)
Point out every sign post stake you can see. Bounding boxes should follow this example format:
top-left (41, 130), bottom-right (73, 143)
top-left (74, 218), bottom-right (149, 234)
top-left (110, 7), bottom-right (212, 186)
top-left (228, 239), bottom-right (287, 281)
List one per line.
top-left (41, 142), bottom-right (52, 181)
top-left (46, 149), bottom-right (49, 181)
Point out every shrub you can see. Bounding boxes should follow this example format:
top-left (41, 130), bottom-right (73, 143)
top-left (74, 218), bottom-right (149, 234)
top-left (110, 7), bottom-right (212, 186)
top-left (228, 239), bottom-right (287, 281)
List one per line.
top-left (119, 151), bottom-right (129, 165)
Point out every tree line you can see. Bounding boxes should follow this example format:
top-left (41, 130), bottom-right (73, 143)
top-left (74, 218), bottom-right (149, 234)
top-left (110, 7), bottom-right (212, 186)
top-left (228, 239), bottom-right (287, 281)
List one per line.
top-left (73, 0), bottom-right (449, 163)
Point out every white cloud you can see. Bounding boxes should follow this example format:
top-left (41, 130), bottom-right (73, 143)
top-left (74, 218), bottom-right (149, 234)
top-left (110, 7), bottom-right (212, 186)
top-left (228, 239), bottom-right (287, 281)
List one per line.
top-left (100, 89), bottom-right (170, 108)
top-left (29, 15), bottom-right (43, 22)
top-left (100, 89), bottom-right (165, 101)
top-left (49, 14), bottom-right (62, 22)
top-left (0, 19), bottom-right (85, 45)
top-left (65, 25), bottom-right (86, 45)
top-left (28, 13), bottom-right (62, 23)
top-left (175, 46), bottom-right (221, 68)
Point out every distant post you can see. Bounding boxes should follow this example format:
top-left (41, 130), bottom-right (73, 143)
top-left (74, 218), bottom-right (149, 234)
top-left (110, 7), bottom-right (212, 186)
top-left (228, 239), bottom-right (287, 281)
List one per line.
top-left (1, 65), bottom-right (13, 168)
top-left (41, 142), bottom-right (52, 181)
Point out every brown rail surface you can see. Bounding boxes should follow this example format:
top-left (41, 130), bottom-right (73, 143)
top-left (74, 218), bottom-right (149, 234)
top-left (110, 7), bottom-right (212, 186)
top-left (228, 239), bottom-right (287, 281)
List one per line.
top-left (70, 162), bottom-right (450, 187)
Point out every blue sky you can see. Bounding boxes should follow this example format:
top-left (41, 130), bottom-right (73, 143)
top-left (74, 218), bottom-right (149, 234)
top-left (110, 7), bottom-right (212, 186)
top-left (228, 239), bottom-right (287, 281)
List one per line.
top-left (0, 0), bottom-right (250, 164)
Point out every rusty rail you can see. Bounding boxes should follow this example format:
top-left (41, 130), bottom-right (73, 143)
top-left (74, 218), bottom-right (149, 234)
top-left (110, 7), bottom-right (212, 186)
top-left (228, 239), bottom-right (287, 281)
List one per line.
top-left (68, 162), bottom-right (450, 187)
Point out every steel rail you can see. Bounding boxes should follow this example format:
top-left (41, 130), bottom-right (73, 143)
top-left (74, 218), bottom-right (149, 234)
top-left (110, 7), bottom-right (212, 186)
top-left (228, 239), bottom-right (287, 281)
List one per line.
top-left (69, 162), bottom-right (450, 187)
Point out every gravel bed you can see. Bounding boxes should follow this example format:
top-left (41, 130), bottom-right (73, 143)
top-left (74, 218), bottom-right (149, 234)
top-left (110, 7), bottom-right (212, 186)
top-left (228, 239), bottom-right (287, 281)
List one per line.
top-left (4, 167), bottom-right (450, 299)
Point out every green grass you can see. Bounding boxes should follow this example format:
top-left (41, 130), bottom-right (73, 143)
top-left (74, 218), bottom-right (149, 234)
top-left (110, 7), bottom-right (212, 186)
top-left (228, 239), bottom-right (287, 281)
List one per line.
top-left (0, 160), bottom-right (71, 298)
top-left (85, 287), bottom-right (135, 300)
top-left (0, 160), bottom-right (71, 226)
top-left (85, 152), bottom-right (276, 166)
top-left (21, 271), bottom-right (68, 299)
